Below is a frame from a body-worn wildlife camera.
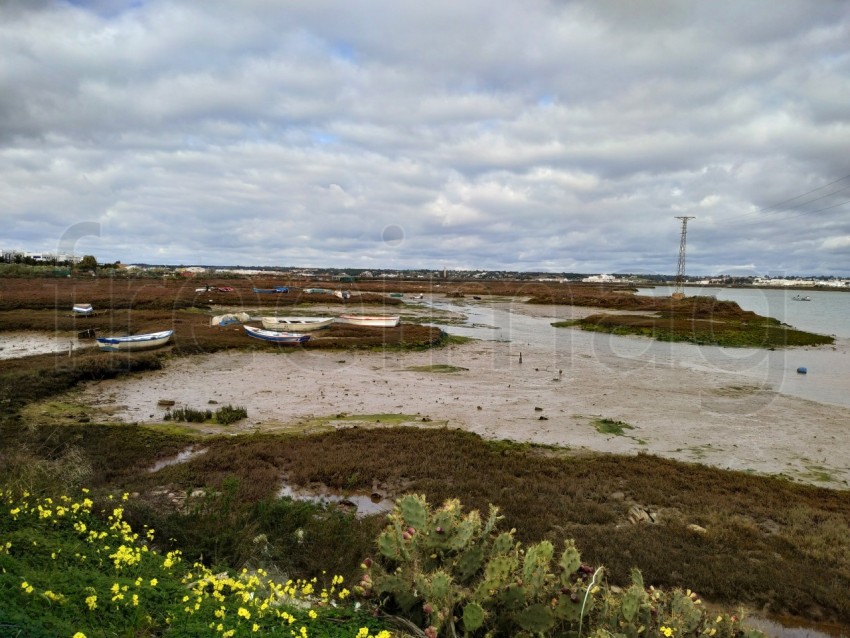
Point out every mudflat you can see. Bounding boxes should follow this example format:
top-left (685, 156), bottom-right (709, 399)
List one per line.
top-left (73, 299), bottom-right (850, 489)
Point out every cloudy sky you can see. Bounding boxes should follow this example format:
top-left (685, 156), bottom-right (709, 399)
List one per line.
top-left (2, 0), bottom-right (849, 275)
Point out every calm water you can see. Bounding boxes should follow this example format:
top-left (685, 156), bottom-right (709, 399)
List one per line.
top-left (637, 286), bottom-right (850, 339)
top-left (425, 294), bottom-right (850, 409)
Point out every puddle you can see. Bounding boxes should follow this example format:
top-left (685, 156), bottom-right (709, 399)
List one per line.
top-left (147, 446), bottom-right (208, 473)
top-left (277, 483), bottom-right (394, 518)
top-left (745, 615), bottom-right (848, 638)
top-left (0, 331), bottom-right (93, 360)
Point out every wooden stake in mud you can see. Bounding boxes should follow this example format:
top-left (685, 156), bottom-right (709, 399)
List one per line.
top-left (519, 352), bottom-right (522, 364)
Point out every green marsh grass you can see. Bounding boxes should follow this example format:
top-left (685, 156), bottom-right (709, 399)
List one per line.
top-left (4, 424), bottom-right (849, 625)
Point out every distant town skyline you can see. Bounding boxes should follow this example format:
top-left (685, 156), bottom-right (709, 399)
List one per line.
top-left (2, 1), bottom-right (849, 275)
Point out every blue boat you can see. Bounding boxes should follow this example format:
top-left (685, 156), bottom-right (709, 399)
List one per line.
top-left (796, 367), bottom-right (807, 374)
top-left (253, 287), bottom-right (281, 294)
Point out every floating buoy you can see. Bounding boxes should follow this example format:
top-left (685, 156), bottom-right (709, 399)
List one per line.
top-left (796, 367), bottom-right (807, 374)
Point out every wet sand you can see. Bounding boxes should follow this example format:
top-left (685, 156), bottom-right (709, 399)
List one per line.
top-left (0, 331), bottom-right (93, 360)
top-left (75, 301), bottom-right (850, 489)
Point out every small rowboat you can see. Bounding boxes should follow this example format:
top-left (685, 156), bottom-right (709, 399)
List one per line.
top-left (72, 303), bottom-right (93, 315)
top-left (261, 316), bottom-right (334, 332)
top-left (96, 330), bottom-right (173, 352)
top-left (244, 325), bottom-right (310, 344)
top-left (335, 314), bottom-right (400, 327)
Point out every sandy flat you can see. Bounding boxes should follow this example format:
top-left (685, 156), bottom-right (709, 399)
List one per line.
top-left (75, 300), bottom-right (850, 490)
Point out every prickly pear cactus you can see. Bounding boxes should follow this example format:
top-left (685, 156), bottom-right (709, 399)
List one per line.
top-left (398, 494), bottom-right (429, 529)
top-left (360, 495), bottom-right (763, 638)
top-left (671, 590), bottom-right (702, 633)
top-left (491, 531), bottom-right (514, 556)
top-left (454, 545), bottom-right (484, 583)
top-left (621, 585), bottom-right (642, 621)
top-left (522, 540), bottom-right (554, 594)
top-left (514, 603), bottom-right (556, 633)
top-left (376, 522), bottom-right (407, 561)
top-left (558, 539), bottom-right (581, 585)
top-left (462, 601), bottom-right (486, 632)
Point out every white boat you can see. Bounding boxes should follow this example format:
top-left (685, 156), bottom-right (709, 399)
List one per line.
top-left (96, 330), bottom-right (173, 352)
top-left (243, 325), bottom-right (310, 344)
top-left (335, 314), bottom-right (401, 327)
top-left (792, 295), bottom-right (812, 301)
top-left (260, 316), bottom-right (334, 332)
top-left (72, 303), bottom-right (93, 315)
top-left (210, 312), bottom-right (250, 327)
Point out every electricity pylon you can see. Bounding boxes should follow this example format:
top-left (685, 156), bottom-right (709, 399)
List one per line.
top-left (673, 216), bottom-right (695, 299)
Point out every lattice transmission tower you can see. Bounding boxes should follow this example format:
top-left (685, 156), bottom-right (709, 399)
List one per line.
top-left (673, 216), bottom-right (695, 299)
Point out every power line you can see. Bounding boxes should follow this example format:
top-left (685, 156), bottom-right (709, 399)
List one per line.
top-left (757, 172), bottom-right (850, 214)
top-left (731, 173), bottom-right (850, 223)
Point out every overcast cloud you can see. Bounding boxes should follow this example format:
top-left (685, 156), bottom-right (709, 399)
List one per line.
top-left (1, 0), bottom-right (849, 275)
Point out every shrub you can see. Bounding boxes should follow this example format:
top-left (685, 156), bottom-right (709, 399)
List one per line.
top-left (214, 404), bottom-right (248, 425)
top-left (162, 405), bottom-right (247, 425)
top-left (163, 407), bottom-right (212, 423)
top-left (357, 494), bottom-right (764, 638)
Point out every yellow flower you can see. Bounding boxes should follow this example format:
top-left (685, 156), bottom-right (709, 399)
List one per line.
top-left (252, 623), bottom-right (260, 632)
top-left (85, 595), bottom-right (97, 610)
top-left (238, 607), bottom-right (251, 620)
top-left (308, 609), bottom-right (318, 619)
top-left (73, 633), bottom-right (87, 638)
top-left (661, 626), bottom-right (675, 638)
top-left (150, 578), bottom-right (158, 587)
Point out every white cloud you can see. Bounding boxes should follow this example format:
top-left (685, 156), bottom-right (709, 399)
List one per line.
top-left (0, 0), bottom-right (849, 273)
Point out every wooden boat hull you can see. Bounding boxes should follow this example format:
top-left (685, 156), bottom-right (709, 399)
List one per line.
top-left (96, 330), bottom-right (173, 352)
top-left (261, 317), bottom-right (334, 331)
top-left (335, 314), bottom-right (400, 327)
top-left (244, 325), bottom-right (310, 344)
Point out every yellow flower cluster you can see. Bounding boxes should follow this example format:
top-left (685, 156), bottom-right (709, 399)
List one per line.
top-left (2, 488), bottom-right (391, 638)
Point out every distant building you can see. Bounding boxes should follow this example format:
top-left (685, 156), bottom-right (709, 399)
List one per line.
top-left (581, 274), bottom-right (617, 283)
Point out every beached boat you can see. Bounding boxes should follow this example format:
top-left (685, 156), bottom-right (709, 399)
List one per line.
top-left (335, 314), bottom-right (401, 327)
top-left (211, 312), bottom-right (250, 327)
top-left (72, 303), bottom-right (93, 316)
top-left (253, 287), bottom-right (288, 294)
top-left (96, 330), bottom-right (173, 352)
top-left (261, 316), bottom-right (334, 331)
top-left (243, 325), bottom-right (310, 344)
